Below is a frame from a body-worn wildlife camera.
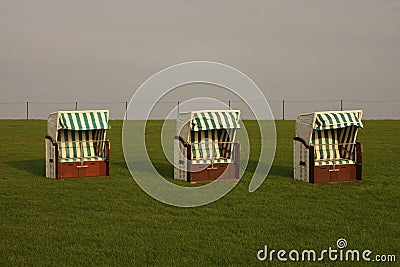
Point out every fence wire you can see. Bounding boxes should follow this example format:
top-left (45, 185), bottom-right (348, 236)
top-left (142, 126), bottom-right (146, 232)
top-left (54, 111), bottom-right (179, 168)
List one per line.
top-left (0, 100), bottom-right (399, 120)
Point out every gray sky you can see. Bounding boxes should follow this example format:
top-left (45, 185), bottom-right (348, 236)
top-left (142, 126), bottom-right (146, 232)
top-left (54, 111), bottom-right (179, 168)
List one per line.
top-left (1, 1), bottom-right (399, 113)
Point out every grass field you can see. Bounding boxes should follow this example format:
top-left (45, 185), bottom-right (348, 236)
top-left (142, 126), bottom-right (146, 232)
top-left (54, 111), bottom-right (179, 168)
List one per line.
top-left (0, 120), bottom-right (399, 266)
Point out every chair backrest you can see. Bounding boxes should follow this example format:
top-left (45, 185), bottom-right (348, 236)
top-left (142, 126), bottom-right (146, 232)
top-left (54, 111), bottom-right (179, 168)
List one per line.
top-left (190, 129), bottom-right (234, 160)
top-left (57, 129), bottom-right (105, 159)
top-left (311, 129), bottom-right (341, 161)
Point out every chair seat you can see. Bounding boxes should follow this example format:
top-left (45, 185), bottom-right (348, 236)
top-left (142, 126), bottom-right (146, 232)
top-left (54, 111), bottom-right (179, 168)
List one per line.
top-left (192, 158), bottom-right (232, 164)
top-left (315, 159), bottom-right (355, 166)
top-left (59, 157), bottom-right (105, 163)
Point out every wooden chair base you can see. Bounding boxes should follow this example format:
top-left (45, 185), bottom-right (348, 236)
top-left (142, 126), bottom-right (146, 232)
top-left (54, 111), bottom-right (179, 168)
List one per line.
top-left (312, 164), bottom-right (360, 183)
top-left (188, 162), bottom-right (239, 183)
top-left (57, 161), bottom-right (109, 179)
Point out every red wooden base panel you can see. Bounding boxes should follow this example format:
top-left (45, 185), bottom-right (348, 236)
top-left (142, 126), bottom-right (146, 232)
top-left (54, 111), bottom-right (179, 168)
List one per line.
top-left (58, 161), bottom-right (109, 179)
top-left (312, 164), bottom-right (360, 184)
top-left (188, 163), bottom-right (238, 183)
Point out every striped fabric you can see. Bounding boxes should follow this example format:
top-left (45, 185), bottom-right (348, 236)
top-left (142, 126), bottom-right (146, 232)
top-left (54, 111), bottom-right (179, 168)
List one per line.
top-left (193, 159), bottom-right (232, 164)
top-left (312, 126), bottom-right (359, 165)
top-left (60, 157), bottom-right (104, 163)
top-left (59, 111), bottom-right (110, 130)
top-left (312, 129), bottom-right (341, 161)
top-left (314, 111), bottom-right (363, 130)
top-left (190, 129), bottom-right (235, 162)
top-left (190, 129), bottom-right (234, 160)
top-left (53, 110), bottom-right (109, 163)
top-left (315, 159), bottom-right (355, 166)
top-left (191, 111), bottom-right (240, 131)
top-left (57, 129), bottom-right (106, 161)
top-left (338, 125), bottom-right (358, 161)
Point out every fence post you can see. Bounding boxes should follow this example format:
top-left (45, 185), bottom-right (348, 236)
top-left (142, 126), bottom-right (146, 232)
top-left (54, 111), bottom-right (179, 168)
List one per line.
top-left (282, 100), bottom-right (285, 120)
top-left (125, 101), bottom-right (128, 120)
top-left (26, 101), bottom-right (29, 120)
top-left (340, 100), bottom-right (343, 111)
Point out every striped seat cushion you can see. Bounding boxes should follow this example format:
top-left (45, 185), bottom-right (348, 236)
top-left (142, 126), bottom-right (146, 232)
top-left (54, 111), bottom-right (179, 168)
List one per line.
top-left (193, 159), bottom-right (232, 164)
top-left (315, 159), bottom-right (355, 166)
top-left (59, 157), bottom-right (105, 163)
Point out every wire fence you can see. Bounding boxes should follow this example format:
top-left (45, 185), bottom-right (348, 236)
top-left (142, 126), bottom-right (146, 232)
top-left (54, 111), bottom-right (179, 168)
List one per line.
top-left (0, 100), bottom-right (399, 120)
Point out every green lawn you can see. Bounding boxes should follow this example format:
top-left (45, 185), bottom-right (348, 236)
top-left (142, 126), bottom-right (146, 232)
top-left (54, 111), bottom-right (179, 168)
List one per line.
top-left (0, 120), bottom-right (399, 266)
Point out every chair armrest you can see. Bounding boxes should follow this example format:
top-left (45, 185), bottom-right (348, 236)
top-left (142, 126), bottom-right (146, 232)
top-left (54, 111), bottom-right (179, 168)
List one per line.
top-left (45, 135), bottom-right (57, 146)
top-left (293, 137), bottom-right (310, 148)
top-left (174, 135), bottom-right (190, 147)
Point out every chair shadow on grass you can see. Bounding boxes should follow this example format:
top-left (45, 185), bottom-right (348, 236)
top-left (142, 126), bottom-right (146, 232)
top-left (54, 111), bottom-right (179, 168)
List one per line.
top-left (5, 159), bottom-right (45, 177)
top-left (245, 159), bottom-right (293, 179)
top-left (5, 158), bottom-right (175, 179)
top-left (112, 159), bottom-right (293, 180)
top-left (268, 164), bottom-right (293, 179)
top-left (145, 161), bottom-right (174, 180)
top-left (111, 160), bottom-right (174, 180)
top-left (111, 160), bottom-right (129, 170)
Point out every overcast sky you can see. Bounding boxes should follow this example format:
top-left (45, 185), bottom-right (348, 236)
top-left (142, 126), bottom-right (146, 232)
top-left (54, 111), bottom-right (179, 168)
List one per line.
top-left (1, 1), bottom-right (400, 107)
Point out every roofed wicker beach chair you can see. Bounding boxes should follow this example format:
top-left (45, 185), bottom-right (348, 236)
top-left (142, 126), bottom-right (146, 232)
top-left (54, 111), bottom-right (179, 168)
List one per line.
top-left (45, 110), bottom-right (111, 179)
top-left (294, 110), bottom-right (363, 183)
top-left (174, 110), bottom-right (241, 183)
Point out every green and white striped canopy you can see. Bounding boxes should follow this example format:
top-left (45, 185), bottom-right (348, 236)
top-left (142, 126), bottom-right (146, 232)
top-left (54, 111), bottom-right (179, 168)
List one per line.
top-left (58, 110), bottom-right (111, 131)
top-left (313, 110), bottom-right (363, 130)
top-left (191, 110), bottom-right (240, 132)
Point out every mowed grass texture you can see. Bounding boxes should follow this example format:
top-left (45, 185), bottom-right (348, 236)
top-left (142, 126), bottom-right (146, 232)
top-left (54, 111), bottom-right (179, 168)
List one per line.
top-left (0, 120), bottom-right (399, 266)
